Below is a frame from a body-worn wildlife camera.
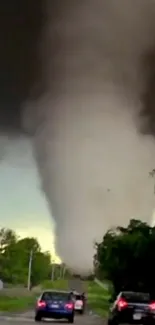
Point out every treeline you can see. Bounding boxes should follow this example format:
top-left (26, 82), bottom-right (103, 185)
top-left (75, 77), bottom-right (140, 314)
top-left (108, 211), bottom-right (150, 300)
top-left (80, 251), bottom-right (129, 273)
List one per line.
top-left (0, 228), bottom-right (68, 286)
top-left (94, 219), bottom-right (155, 298)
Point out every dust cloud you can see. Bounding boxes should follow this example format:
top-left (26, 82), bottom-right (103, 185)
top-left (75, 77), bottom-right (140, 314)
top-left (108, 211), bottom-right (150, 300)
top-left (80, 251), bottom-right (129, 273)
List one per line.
top-left (1, 0), bottom-right (155, 274)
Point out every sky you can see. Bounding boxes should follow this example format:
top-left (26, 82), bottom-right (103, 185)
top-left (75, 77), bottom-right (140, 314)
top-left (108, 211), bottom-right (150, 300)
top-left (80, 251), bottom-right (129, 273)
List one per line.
top-left (0, 135), bottom-right (60, 262)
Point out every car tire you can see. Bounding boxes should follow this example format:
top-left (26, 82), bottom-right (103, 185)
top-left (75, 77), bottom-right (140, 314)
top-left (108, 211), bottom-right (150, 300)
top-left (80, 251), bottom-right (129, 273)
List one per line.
top-left (35, 313), bottom-right (42, 322)
top-left (107, 319), bottom-right (118, 325)
top-left (68, 315), bottom-right (74, 323)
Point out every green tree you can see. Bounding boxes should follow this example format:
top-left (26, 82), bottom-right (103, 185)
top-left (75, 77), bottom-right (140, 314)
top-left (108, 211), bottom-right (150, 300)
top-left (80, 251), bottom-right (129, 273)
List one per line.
top-left (31, 251), bottom-right (51, 285)
top-left (94, 219), bottom-right (155, 297)
top-left (0, 228), bottom-right (17, 252)
top-left (0, 228), bottom-right (52, 286)
top-left (0, 228), bottom-right (18, 280)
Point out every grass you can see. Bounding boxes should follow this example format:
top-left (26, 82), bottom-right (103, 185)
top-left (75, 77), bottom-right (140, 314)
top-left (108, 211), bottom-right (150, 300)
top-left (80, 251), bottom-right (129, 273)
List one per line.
top-left (0, 280), bottom-right (68, 312)
top-left (0, 279), bottom-right (70, 312)
top-left (41, 279), bottom-right (68, 290)
top-left (0, 289), bottom-right (37, 312)
top-left (0, 280), bottom-right (69, 312)
top-left (87, 280), bottom-right (111, 318)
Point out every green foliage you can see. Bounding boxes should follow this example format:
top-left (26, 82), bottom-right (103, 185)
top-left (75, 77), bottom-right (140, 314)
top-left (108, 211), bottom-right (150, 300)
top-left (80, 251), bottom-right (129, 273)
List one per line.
top-left (0, 293), bottom-right (37, 312)
top-left (94, 219), bottom-right (155, 297)
top-left (87, 281), bottom-right (110, 317)
top-left (0, 228), bottom-right (52, 286)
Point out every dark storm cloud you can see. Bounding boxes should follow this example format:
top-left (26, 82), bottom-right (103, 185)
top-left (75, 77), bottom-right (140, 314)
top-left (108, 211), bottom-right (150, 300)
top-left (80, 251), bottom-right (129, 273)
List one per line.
top-left (1, 1), bottom-right (155, 137)
top-left (0, 0), bottom-right (45, 133)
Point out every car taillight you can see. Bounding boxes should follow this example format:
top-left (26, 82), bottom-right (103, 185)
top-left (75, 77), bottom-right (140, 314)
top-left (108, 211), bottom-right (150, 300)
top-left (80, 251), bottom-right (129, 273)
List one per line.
top-left (37, 300), bottom-right (46, 308)
top-left (117, 298), bottom-right (128, 310)
top-left (65, 303), bottom-right (74, 309)
top-left (149, 302), bottom-right (155, 310)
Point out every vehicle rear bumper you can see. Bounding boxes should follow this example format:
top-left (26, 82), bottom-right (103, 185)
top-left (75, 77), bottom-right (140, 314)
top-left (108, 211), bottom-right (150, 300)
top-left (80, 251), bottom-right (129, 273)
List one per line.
top-left (116, 315), bottom-right (155, 324)
top-left (36, 310), bottom-right (74, 319)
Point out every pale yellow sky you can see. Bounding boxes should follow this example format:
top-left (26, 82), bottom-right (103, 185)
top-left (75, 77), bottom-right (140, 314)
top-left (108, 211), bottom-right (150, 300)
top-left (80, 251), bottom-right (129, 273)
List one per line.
top-left (17, 226), bottom-right (61, 263)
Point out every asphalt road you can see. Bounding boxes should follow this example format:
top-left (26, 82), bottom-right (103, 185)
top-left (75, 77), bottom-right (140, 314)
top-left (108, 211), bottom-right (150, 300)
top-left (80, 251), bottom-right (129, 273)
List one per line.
top-left (0, 311), bottom-right (104, 325)
top-left (68, 279), bottom-right (87, 293)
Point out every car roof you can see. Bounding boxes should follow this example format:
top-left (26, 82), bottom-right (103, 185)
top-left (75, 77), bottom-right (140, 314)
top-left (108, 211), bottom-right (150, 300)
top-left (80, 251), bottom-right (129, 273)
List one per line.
top-left (42, 289), bottom-right (71, 294)
top-left (121, 291), bottom-right (149, 295)
top-left (71, 290), bottom-right (84, 295)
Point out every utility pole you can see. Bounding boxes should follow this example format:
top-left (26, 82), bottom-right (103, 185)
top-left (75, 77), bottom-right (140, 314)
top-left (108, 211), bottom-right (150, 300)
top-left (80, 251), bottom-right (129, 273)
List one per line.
top-left (51, 259), bottom-right (55, 281)
top-left (59, 264), bottom-right (62, 279)
top-left (62, 264), bottom-right (66, 279)
top-left (27, 249), bottom-right (33, 291)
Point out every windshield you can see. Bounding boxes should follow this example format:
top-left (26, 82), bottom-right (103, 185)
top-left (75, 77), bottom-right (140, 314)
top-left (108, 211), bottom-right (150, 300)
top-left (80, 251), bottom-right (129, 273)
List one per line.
top-left (122, 292), bottom-right (150, 303)
top-left (42, 291), bottom-right (71, 301)
top-left (76, 295), bottom-right (82, 300)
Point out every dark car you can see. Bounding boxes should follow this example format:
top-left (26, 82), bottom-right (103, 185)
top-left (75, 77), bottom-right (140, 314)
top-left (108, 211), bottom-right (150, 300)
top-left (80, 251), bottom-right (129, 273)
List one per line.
top-left (35, 290), bottom-right (75, 323)
top-left (107, 291), bottom-right (155, 325)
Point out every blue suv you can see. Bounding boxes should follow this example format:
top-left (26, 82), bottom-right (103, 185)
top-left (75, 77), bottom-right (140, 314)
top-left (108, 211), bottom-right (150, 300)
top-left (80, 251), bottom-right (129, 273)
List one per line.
top-left (35, 290), bottom-right (75, 322)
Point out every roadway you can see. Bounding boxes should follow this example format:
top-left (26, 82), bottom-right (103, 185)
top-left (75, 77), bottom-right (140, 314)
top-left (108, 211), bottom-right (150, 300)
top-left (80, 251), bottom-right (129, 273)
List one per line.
top-left (0, 310), bottom-right (104, 325)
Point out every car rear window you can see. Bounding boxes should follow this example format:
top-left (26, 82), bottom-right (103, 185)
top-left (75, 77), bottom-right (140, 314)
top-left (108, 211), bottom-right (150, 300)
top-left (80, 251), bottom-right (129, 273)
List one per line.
top-left (122, 292), bottom-right (150, 303)
top-left (42, 291), bottom-right (71, 301)
top-left (76, 295), bottom-right (82, 300)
